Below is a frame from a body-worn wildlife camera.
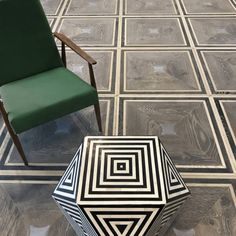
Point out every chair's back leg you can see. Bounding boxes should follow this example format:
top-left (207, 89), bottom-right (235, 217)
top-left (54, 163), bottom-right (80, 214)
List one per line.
top-left (0, 101), bottom-right (28, 166)
top-left (61, 41), bottom-right (67, 67)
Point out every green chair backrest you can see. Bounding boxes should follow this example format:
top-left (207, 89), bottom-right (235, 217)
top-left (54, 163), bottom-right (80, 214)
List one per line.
top-left (0, 0), bottom-right (63, 86)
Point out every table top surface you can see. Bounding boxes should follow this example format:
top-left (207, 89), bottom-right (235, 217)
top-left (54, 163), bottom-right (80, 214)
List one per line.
top-left (53, 136), bottom-right (190, 205)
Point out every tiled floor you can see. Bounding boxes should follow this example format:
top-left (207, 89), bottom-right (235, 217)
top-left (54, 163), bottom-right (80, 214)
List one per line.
top-left (0, 0), bottom-right (236, 235)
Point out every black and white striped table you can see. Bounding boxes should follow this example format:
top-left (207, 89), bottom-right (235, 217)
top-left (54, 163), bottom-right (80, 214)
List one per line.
top-left (52, 136), bottom-right (190, 236)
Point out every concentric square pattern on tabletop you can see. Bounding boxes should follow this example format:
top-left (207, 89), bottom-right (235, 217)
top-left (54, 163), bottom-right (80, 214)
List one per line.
top-left (53, 136), bottom-right (190, 236)
top-left (1, 0), bottom-right (236, 235)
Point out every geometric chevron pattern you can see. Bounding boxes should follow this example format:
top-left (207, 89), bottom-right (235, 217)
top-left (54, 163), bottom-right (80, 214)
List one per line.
top-left (159, 143), bottom-right (189, 201)
top-left (53, 145), bottom-right (83, 200)
top-left (53, 136), bottom-right (190, 236)
top-left (83, 207), bottom-right (162, 236)
top-left (52, 145), bottom-right (98, 236)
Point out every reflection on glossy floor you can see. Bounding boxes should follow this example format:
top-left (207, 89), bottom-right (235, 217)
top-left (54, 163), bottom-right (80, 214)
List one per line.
top-left (0, 0), bottom-right (236, 235)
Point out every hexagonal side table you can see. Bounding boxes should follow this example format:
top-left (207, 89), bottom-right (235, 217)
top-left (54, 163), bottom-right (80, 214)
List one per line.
top-left (52, 136), bottom-right (190, 236)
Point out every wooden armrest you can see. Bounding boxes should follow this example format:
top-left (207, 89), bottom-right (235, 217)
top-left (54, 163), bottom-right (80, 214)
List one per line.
top-left (54, 32), bottom-right (97, 65)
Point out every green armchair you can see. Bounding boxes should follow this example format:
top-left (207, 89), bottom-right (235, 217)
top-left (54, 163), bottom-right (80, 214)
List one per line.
top-left (0, 0), bottom-right (102, 166)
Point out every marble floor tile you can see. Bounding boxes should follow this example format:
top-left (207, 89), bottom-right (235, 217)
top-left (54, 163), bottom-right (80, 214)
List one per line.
top-left (200, 51), bottom-right (236, 92)
top-left (166, 183), bottom-right (236, 236)
top-left (119, 99), bottom-right (225, 168)
top-left (181, 0), bottom-right (236, 14)
top-left (122, 51), bottom-right (201, 93)
top-left (67, 50), bottom-right (115, 93)
top-left (41, 0), bottom-right (62, 15)
top-left (125, 0), bottom-right (177, 15)
top-left (0, 183), bottom-right (76, 236)
top-left (189, 18), bottom-right (236, 46)
top-left (58, 18), bottom-right (117, 46)
top-left (65, 0), bottom-right (118, 15)
top-left (4, 99), bottom-right (114, 165)
top-left (125, 18), bottom-right (186, 46)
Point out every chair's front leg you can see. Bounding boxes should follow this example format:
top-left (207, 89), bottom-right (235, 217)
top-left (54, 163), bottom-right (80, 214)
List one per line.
top-left (94, 103), bottom-right (102, 133)
top-left (0, 101), bottom-right (28, 166)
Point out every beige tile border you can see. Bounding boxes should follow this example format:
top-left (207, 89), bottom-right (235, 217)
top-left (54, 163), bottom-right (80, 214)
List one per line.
top-left (209, 97), bottom-right (236, 173)
top-left (176, 0), bottom-right (214, 98)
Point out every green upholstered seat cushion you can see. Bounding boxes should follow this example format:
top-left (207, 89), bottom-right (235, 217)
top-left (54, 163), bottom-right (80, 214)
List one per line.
top-left (0, 0), bottom-right (63, 86)
top-left (0, 67), bottom-right (98, 134)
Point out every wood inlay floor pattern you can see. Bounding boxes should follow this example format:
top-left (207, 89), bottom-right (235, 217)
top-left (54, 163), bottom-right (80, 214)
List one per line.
top-left (0, 0), bottom-right (236, 235)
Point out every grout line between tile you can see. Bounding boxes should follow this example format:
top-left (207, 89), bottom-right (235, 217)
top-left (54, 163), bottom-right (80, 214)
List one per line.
top-left (113, 0), bottom-right (123, 135)
top-left (175, 0), bottom-right (212, 95)
top-left (51, 0), bottom-right (70, 32)
top-left (182, 173), bottom-right (236, 179)
top-left (209, 97), bottom-right (236, 173)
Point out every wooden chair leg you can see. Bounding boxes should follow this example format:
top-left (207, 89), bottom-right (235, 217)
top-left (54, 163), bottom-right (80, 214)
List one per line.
top-left (88, 63), bottom-right (102, 133)
top-left (94, 103), bottom-right (102, 133)
top-left (10, 132), bottom-right (28, 166)
top-left (0, 101), bottom-right (28, 166)
top-left (61, 41), bottom-right (67, 68)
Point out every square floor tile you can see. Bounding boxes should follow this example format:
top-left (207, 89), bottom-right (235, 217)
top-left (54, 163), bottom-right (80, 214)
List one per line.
top-left (124, 18), bottom-right (187, 46)
top-left (166, 182), bottom-right (236, 236)
top-left (200, 51), bottom-right (236, 93)
top-left (125, 0), bottom-right (177, 15)
top-left (41, 0), bottom-right (62, 15)
top-left (122, 50), bottom-right (202, 93)
top-left (181, 0), bottom-right (236, 14)
top-left (217, 100), bottom-right (236, 157)
top-left (0, 183), bottom-right (76, 236)
top-left (3, 98), bottom-right (114, 166)
top-left (119, 98), bottom-right (229, 171)
top-left (67, 50), bottom-right (115, 93)
top-left (58, 18), bottom-right (117, 46)
top-left (188, 18), bottom-right (236, 46)
top-left (65, 0), bottom-right (118, 15)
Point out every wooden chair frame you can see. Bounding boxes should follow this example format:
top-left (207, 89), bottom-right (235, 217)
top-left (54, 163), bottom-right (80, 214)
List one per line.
top-left (0, 32), bottom-right (102, 166)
